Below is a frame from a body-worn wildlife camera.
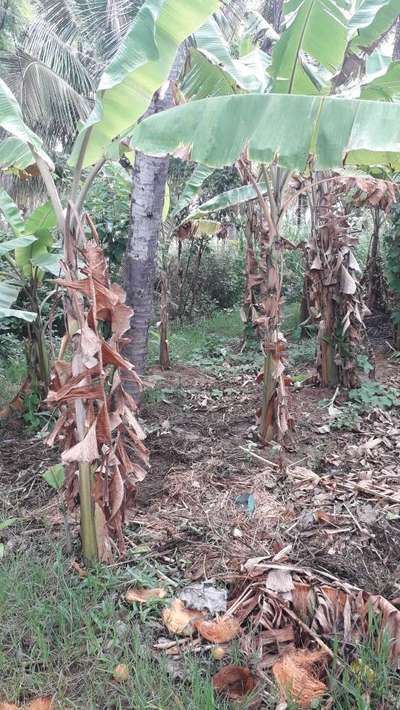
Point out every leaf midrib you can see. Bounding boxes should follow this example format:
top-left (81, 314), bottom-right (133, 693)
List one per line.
top-left (288, 0), bottom-right (318, 94)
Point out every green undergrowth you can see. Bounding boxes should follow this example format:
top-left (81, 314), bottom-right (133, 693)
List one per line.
top-left (148, 309), bottom-right (244, 367)
top-left (0, 307), bottom-right (313, 407)
top-left (328, 617), bottom-right (400, 709)
top-left (0, 334), bottom-right (26, 408)
top-left (320, 381), bottom-right (400, 432)
top-left (0, 540), bottom-right (244, 709)
top-left (147, 304), bottom-right (314, 383)
top-left (1, 541), bottom-right (399, 709)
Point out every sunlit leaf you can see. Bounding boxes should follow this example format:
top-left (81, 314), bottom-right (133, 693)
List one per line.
top-left (131, 93), bottom-right (400, 171)
top-left (70, 0), bottom-right (220, 167)
top-left (270, 0), bottom-right (349, 94)
top-left (0, 77), bottom-right (53, 168)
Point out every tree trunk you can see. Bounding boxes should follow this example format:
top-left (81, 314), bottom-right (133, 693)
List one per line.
top-left (364, 208), bottom-right (388, 313)
top-left (393, 16), bottom-right (400, 60)
top-left (124, 152), bottom-right (170, 381)
top-left (123, 48), bottom-right (185, 386)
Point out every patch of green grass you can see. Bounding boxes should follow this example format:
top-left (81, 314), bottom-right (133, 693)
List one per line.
top-left (0, 357), bottom-right (26, 408)
top-left (281, 611), bottom-right (400, 710)
top-left (282, 302), bottom-right (302, 334)
top-left (148, 309), bottom-right (243, 366)
top-left (287, 339), bottom-right (316, 368)
top-left (328, 614), bottom-right (400, 710)
top-left (0, 542), bottom-right (238, 709)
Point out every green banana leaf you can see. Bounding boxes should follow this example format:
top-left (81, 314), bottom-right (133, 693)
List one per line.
top-left (130, 93), bottom-right (400, 171)
top-left (187, 183), bottom-right (268, 220)
top-left (361, 61), bottom-right (400, 101)
top-left (194, 18), bottom-right (269, 93)
top-left (0, 78), bottom-right (53, 169)
top-left (24, 201), bottom-right (57, 235)
top-left (0, 192), bottom-right (57, 277)
top-left (182, 49), bottom-right (239, 101)
top-left (0, 188), bottom-right (26, 237)
top-left (270, 0), bottom-right (349, 95)
top-left (194, 219), bottom-right (222, 235)
top-left (350, 0), bottom-right (399, 51)
top-left (0, 281), bottom-right (36, 322)
top-left (15, 201), bottom-right (57, 277)
top-left (30, 252), bottom-right (62, 277)
top-left (0, 306), bottom-right (37, 321)
top-left (182, 17), bottom-right (270, 102)
top-left (69, 0), bottom-right (219, 168)
top-left (172, 164), bottom-right (215, 217)
top-left (0, 137), bottom-right (38, 172)
top-left (365, 48), bottom-right (393, 81)
top-left (0, 237), bottom-right (37, 257)
top-left (239, 10), bottom-right (279, 56)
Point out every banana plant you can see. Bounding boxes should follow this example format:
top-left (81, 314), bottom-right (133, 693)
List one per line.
top-left (0, 189), bottom-right (59, 394)
top-left (0, 0), bottom-right (220, 564)
top-left (130, 0), bottom-right (400, 443)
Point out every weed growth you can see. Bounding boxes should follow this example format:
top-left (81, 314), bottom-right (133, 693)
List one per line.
top-left (0, 542), bottom-right (233, 709)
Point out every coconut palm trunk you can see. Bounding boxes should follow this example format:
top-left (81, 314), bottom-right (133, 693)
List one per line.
top-left (124, 48), bottom-right (185, 386)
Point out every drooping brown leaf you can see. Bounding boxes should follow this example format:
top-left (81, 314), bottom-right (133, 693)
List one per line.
top-left (84, 241), bottom-right (109, 287)
top-left (123, 405), bottom-right (146, 440)
top-left (96, 402), bottom-right (112, 444)
top-left (109, 467), bottom-right (124, 520)
top-left (272, 650), bottom-right (328, 708)
top-left (195, 617), bottom-right (241, 643)
top-left (46, 411), bottom-right (68, 447)
top-left (46, 364), bottom-right (101, 404)
top-left (101, 342), bottom-right (140, 385)
top-left (62, 421), bottom-right (99, 463)
top-left (340, 265), bottom-right (357, 295)
top-left (126, 587), bottom-right (167, 603)
top-left (52, 360), bottom-right (71, 385)
top-left (80, 322), bottom-right (101, 364)
top-left (335, 175), bottom-right (397, 212)
top-left (162, 599), bottom-right (205, 636)
top-left (111, 303), bottom-right (133, 342)
top-left (233, 562), bottom-right (400, 670)
top-left (126, 428), bottom-right (150, 466)
top-left (212, 665), bottom-right (257, 700)
top-left (55, 277), bottom-right (119, 314)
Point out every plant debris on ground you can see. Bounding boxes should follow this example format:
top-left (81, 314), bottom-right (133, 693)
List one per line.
top-left (2, 314), bottom-right (400, 707)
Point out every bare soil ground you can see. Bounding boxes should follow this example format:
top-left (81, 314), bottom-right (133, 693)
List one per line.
top-left (1, 343), bottom-right (400, 601)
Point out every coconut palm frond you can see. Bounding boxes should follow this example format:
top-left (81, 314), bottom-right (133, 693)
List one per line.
top-left (22, 20), bottom-right (98, 92)
top-left (34, 0), bottom-right (145, 59)
top-left (22, 61), bottom-right (93, 147)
